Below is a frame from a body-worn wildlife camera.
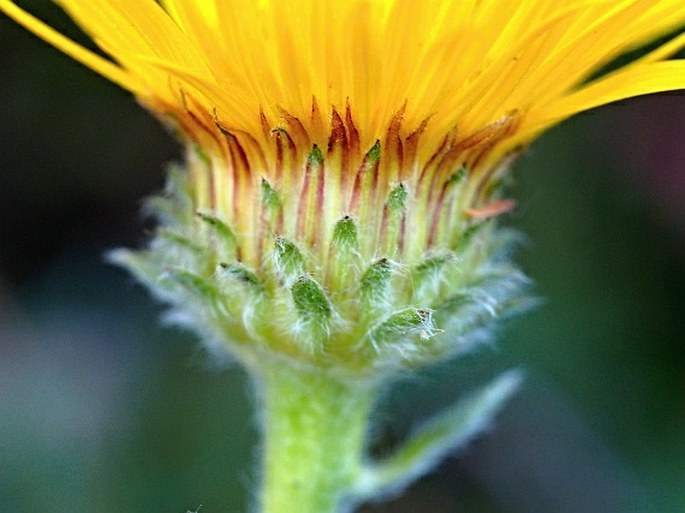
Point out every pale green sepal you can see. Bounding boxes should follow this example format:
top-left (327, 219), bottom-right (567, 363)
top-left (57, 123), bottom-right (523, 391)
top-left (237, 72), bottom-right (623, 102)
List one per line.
top-left (359, 258), bottom-right (393, 310)
top-left (354, 369), bottom-right (523, 501)
top-left (165, 163), bottom-right (194, 198)
top-left (365, 140), bottom-right (382, 165)
top-left (106, 248), bottom-right (163, 292)
top-left (196, 211), bottom-right (238, 260)
top-left (219, 262), bottom-right (264, 291)
top-left (455, 220), bottom-right (486, 250)
top-left (157, 228), bottom-right (204, 255)
top-left (328, 216), bottom-right (361, 293)
top-left (273, 237), bottom-right (305, 286)
top-left (414, 253), bottom-right (453, 277)
top-left (260, 178), bottom-right (282, 210)
top-left (365, 307), bottom-right (437, 352)
top-left (436, 268), bottom-right (531, 329)
top-left (164, 267), bottom-right (223, 305)
top-left (385, 183), bottom-right (407, 212)
top-left (145, 195), bottom-right (185, 226)
top-left (449, 165), bottom-right (468, 185)
top-left (382, 184), bottom-right (408, 256)
top-left (308, 144), bottom-right (324, 168)
top-left (143, 164), bottom-right (194, 225)
top-left (260, 178), bottom-right (283, 232)
top-left (411, 252), bottom-right (457, 304)
top-left (331, 215), bottom-right (359, 250)
top-left (291, 275), bottom-right (332, 345)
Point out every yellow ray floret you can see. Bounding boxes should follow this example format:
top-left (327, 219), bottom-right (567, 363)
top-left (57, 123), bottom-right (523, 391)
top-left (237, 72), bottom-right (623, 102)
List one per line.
top-left (1, 0), bottom-right (684, 153)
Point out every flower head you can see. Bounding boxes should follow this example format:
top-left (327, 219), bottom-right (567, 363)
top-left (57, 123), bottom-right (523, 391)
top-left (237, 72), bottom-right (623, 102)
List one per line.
top-left (3, 0), bottom-right (684, 376)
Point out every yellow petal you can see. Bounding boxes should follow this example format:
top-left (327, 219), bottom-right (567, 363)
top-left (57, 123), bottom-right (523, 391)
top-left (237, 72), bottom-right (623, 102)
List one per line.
top-left (2, 0), bottom-right (684, 153)
top-left (0, 0), bottom-right (140, 94)
top-left (526, 61), bottom-right (685, 137)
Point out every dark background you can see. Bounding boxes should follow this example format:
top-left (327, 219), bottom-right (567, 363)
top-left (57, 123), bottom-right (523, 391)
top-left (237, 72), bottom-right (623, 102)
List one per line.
top-left (1, 4), bottom-right (684, 513)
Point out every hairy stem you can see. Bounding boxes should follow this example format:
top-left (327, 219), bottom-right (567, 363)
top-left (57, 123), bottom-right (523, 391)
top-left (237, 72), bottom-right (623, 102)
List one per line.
top-left (255, 361), bottom-right (376, 513)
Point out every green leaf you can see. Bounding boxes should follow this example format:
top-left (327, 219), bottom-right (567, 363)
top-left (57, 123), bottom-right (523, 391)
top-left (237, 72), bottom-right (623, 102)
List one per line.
top-left (355, 370), bottom-right (523, 500)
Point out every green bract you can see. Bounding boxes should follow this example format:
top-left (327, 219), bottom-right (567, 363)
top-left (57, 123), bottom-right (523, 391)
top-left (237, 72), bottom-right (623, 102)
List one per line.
top-left (111, 144), bottom-right (530, 379)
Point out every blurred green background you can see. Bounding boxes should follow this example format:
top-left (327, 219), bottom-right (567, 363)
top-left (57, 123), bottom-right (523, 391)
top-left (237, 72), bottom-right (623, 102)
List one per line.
top-left (1, 4), bottom-right (684, 513)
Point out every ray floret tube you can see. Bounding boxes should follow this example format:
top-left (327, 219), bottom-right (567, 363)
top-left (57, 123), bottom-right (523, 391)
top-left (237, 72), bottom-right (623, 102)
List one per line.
top-left (2, 1), bottom-right (684, 512)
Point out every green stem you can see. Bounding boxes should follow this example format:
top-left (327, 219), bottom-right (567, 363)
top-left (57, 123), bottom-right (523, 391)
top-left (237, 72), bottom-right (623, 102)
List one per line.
top-left (255, 362), bottom-right (376, 513)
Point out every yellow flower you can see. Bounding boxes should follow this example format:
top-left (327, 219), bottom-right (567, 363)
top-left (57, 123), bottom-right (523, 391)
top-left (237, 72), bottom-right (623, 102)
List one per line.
top-left (2, 0), bottom-right (684, 373)
top-left (3, 6), bottom-right (684, 509)
top-left (3, 1), bottom-right (684, 233)
top-left (4, 1), bottom-right (685, 147)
